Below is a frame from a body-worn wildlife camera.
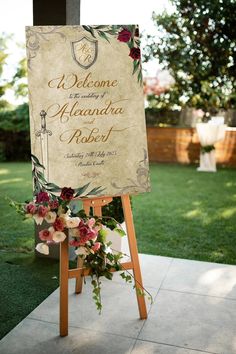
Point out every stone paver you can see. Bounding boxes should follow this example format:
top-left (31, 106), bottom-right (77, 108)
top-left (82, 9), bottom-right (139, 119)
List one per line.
top-left (1, 254), bottom-right (236, 354)
top-left (162, 258), bottom-right (236, 299)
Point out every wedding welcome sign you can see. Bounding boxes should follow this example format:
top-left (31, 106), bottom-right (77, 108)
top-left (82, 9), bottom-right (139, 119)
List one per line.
top-left (26, 25), bottom-right (150, 197)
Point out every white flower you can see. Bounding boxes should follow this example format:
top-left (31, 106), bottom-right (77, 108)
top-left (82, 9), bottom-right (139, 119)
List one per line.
top-left (25, 213), bottom-right (33, 219)
top-left (33, 214), bottom-right (44, 225)
top-left (52, 231), bottom-right (67, 243)
top-left (65, 217), bottom-right (80, 228)
top-left (75, 247), bottom-right (89, 256)
top-left (45, 211), bottom-right (57, 224)
top-left (35, 242), bottom-right (49, 255)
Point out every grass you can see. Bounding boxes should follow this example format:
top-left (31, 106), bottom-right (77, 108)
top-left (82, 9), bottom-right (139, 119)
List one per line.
top-left (0, 162), bottom-right (236, 338)
top-left (133, 163), bottom-right (236, 264)
top-left (0, 162), bottom-right (59, 339)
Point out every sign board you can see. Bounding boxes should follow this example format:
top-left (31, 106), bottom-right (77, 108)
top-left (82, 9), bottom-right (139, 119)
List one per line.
top-left (26, 25), bottom-right (150, 197)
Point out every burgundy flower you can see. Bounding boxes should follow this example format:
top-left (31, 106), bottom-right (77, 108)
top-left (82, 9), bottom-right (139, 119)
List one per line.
top-left (26, 203), bottom-right (37, 215)
top-left (134, 27), bottom-right (139, 37)
top-left (49, 200), bottom-right (59, 210)
top-left (118, 29), bottom-right (132, 42)
top-left (79, 225), bottom-right (90, 238)
top-left (60, 187), bottom-right (75, 201)
top-left (36, 191), bottom-right (50, 203)
top-left (129, 47), bottom-right (141, 60)
top-left (53, 217), bottom-right (65, 231)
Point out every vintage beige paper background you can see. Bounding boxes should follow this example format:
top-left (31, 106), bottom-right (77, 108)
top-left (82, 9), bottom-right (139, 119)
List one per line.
top-left (26, 25), bottom-right (150, 197)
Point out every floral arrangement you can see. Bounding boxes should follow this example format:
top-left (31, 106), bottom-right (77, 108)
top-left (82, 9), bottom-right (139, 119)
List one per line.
top-left (200, 144), bottom-right (215, 154)
top-left (12, 186), bottom-right (151, 312)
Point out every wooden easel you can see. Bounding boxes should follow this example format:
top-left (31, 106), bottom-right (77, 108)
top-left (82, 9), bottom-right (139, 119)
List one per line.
top-left (60, 194), bottom-right (147, 337)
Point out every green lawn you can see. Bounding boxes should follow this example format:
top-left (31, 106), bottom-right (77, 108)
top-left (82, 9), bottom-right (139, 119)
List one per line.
top-left (0, 162), bottom-right (236, 338)
top-left (133, 164), bottom-right (236, 264)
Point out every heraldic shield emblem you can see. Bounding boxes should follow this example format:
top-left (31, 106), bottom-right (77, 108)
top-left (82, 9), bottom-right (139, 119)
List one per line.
top-left (71, 36), bottom-right (98, 69)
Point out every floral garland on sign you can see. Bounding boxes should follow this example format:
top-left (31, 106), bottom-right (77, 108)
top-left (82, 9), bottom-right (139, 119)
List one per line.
top-left (82, 25), bottom-right (142, 83)
top-left (11, 187), bottom-right (152, 312)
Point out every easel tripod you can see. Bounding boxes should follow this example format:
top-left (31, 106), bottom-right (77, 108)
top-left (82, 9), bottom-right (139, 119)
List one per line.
top-left (60, 194), bottom-right (147, 336)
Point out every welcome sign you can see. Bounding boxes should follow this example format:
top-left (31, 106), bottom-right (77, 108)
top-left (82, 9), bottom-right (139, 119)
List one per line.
top-left (26, 25), bottom-right (150, 197)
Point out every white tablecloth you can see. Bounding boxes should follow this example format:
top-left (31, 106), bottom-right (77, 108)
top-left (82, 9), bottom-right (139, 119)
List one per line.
top-left (196, 123), bottom-right (227, 172)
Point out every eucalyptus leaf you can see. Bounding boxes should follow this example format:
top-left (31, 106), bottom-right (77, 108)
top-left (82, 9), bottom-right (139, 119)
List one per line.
top-left (82, 25), bottom-right (96, 38)
top-left (31, 154), bottom-right (45, 169)
top-left (98, 31), bottom-right (110, 43)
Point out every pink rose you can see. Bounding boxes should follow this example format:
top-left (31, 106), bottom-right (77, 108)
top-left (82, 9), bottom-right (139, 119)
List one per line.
top-left (39, 229), bottom-right (53, 241)
top-left (26, 203), bottom-right (37, 215)
top-left (69, 239), bottom-right (81, 247)
top-left (129, 47), bottom-right (141, 60)
top-left (53, 217), bottom-right (65, 231)
top-left (91, 242), bottom-right (101, 253)
top-left (118, 29), bottom-right (132, 42)
top-left (87, 229), bottom-right (98, 240)
top-left (38, 205), bottom-right (49, 217)
top-left (36, 191), bottom-right (50, 203)
top-left (87, 218), bottom-right (95, 228)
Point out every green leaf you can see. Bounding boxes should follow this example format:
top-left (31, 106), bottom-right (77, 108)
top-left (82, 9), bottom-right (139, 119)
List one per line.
top-left (44, 182), bottom-right (61, 192)
top-left (94, 25), bottom-right (107, 30)
top-left (98, 31), bottom-right (110, 43)
top-left (31, 154), bottom-right (45, 169)
top-left (138, 69), bottom-right (143, 84)
top-left (114, 227), bottom-right (126, 237)
top-left (132, 60), bottom-right (139, 75)
top-left (36, 171), bottom-right (47, 183)
top-left (85, 186), bottom-right (105, 196)
top-left (74, 182), bottom-right (91, 197)
top-left (82, 26), bottom-right (96, 38)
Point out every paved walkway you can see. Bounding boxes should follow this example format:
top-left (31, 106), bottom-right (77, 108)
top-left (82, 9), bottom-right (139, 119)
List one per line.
top-left (1, 254), bottom-right (236, 354)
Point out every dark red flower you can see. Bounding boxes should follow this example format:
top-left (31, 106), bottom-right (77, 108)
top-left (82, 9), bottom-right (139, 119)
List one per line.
top-left (49, 199), bottom-right (59, 209)
top-left (118, 29), bottom-right (132, 42)
top-left (134, 27), bottom-right (139, 37)
top-left (129, 47), bottom-right (141, 60)
top-left (36, 191), bottom-right (50, 203)
top-left (60, 187), bottom-right (74, 201)
top-left (53, 217), bottom-right (65, 231)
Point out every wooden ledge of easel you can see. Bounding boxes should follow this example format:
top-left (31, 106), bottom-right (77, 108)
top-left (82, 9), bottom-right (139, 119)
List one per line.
top-left (68, 261), bottom-right (133, 279)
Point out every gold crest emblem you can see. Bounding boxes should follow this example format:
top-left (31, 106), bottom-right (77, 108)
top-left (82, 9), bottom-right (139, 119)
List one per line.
top-left (71, 36), bottom-right (98, 69)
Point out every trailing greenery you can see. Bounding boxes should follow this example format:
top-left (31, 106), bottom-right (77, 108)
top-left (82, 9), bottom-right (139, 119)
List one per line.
top-left (144, 0), bottom-right (236, 115)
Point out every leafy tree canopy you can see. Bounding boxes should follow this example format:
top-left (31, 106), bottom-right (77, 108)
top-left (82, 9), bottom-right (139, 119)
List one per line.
top-left (144, 0), bottom-right (236, 114)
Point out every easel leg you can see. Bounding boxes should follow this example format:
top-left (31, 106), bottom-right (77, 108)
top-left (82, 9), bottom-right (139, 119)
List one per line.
top-left (60, 236), bottom-right (69, 336)
top-left (121, 194), bottom-right (147, 319)
top-left (75, 257), bottom-right (84, 294)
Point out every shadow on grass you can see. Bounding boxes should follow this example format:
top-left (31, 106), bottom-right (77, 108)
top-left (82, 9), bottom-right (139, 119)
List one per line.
top-left (0, 251), bottom-right (59, 340)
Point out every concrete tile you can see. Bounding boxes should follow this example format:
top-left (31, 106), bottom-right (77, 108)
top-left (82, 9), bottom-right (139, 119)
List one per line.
top-left (28, 278), bottom-right (156, 338)
top-left (0, 318), bottom-right (135, 354)
top-left (139, 289), bottom-right (236, 354)
top-left (112, 254), bottom-right (173, 290)
top-left (132, 340), bottom-right (212, 354)
top-left (162, 258), bottom-right (236, 299)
